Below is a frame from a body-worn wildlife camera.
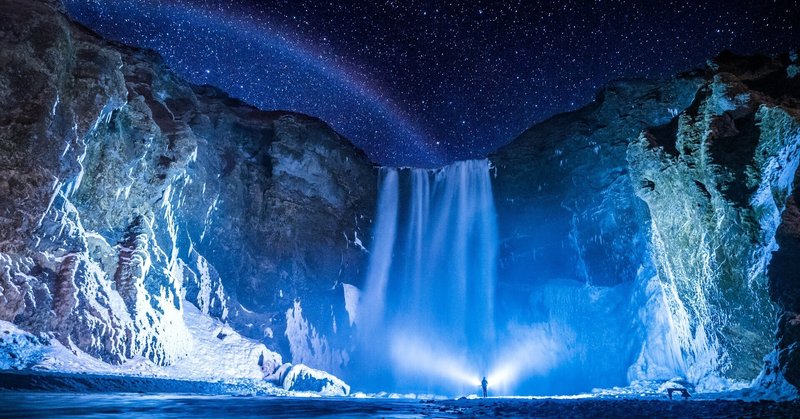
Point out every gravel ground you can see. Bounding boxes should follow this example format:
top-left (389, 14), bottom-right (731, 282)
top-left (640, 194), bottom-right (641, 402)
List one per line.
top-left (1, 392), bottom-right (799, 418)
top-left (0, 371), bottom-right (798, 418)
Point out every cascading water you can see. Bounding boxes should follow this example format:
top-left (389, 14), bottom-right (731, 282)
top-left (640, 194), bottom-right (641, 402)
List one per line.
top-left (351, 156), bottom-right (781, 397)
top-left (356, 160), bottom-right (498, 394)
top-left (352, 159), bottom-right (686, 396)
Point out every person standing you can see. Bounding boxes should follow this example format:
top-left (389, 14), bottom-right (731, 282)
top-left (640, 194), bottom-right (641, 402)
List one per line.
top-left (481, 377), bottom-right (488, 398)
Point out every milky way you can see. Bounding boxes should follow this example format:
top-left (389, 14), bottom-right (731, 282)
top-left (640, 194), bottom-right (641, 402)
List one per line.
top-left (64, 0), bottom-right (799, 166)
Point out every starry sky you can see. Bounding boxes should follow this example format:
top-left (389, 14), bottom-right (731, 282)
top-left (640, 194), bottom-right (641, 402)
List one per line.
top-left (64, 0), bottom-right (799, 167)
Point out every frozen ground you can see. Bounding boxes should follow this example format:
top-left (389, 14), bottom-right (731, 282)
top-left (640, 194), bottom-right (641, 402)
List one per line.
top-left (0, 370), bottom-right (798, 417)
top-left (0, 304), bottom-right (280, 382)
top-left (0, 304), bottom-right (348, 396)
top-left (0, 391), bottom-right (799, 418)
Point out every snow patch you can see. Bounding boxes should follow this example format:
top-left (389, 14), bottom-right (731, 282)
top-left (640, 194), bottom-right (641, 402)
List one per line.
top-left (282, 363), bottom-right (350, 396)
top-left (342, 283), bottom-right (360, 327)
top-left (352, 231), bottom-right (367, 252)
top-left (0, 302), bottom-right (282, 383)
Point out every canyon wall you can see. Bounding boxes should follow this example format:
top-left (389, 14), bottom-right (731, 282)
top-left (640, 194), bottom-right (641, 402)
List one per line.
top-left (628, 52), bottom-right (800, 389)
top-left (491, 51), bottom-right (800, 392)
top-left (0, 0), bottom-right (375, 376)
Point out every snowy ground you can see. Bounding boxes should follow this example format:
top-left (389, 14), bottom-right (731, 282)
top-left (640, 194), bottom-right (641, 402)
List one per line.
top-left (0, 301), bottom-right (348, 396)
top-left (0, 391), bottom-right (798, 418)
top-left (0, 303), bottom-right (280, 381)
top-left (2, 299), bottom-right (797, 417)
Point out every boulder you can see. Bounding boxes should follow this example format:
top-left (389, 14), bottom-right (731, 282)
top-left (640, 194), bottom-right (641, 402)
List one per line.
top-left (281, 363), bottom-right (350, 396)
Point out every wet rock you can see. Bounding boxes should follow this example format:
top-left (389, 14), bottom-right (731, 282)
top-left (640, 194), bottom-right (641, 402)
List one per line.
top-left (490, 75), bottom-right (703, 390)
top-left (491, 77), bottom-right (701, 289)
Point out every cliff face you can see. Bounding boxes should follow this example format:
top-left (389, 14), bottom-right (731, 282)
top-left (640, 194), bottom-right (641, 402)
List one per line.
top-left (628, 52), bottom-right (800, 388)
top-left (0, 0), bottom-right (375, 375)
top-left (492, 52), bottom-right (800, 391)
top-left (491, 77), bottom-right (701, 289)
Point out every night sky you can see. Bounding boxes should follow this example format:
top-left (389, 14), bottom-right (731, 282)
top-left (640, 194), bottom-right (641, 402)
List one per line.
top-left (64, 0), bottom-right (799, 167)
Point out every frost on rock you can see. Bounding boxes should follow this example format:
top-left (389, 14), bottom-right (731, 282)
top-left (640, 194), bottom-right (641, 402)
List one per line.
top-left (342, 283), bottom-right (360, 327)
top-left (282, 363), bottom-right (350, 396)
top-left (627, 54), bottom-right (800, 392)
top-left (285, 300), bottom-right (349, 377)
top-left (179, 249), bottom-right (228, 320)
top-left (0, 321), bottom-right (49, 370)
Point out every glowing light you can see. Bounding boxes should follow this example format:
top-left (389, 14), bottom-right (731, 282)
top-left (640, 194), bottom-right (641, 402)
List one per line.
top-left (390, 333), bottom-right (480, 388)
top-left (487, 362), bottom-right (520, 388)
top-left (486, 322), bottom-right (569, 393)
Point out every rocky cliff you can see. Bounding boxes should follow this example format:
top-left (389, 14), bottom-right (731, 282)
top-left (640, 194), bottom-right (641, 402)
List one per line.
top-left (491, 76), bottom-right (701, 288)
top-left (628, 52), bottom-right (800, 390)
top-left (0, 0), bottom-right (375, 380)
top-left (491, 51), bottom-right (800, 392)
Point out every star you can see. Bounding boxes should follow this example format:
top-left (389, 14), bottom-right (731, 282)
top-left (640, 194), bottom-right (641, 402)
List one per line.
top-left (63, 0), bottom-right (800, 167)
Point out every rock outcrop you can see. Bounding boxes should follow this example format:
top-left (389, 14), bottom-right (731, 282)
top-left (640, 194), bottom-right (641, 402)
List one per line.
top-left (491, 51), bottom-right (800, 392)
top-left (628, 51), bottom-right (800, 389)
top-left (0, 0), bottom-right (375, 377)
top-left (491, 77), bottom-right (701, 288)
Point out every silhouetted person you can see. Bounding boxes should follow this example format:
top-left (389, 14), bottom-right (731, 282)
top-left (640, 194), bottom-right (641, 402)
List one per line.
top-left (481, 377), bottom-right (488, 398)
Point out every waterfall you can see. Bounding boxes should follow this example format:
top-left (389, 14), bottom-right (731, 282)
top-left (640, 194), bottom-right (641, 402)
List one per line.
top-left (357, 159), bottom-right (498, 393)
top-left (352, 159), bottom-right (724, 396)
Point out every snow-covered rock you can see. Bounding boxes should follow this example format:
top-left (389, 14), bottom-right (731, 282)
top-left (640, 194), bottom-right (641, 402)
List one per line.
top-left (0, 301), bottom-right (283, 383)
top-left (0, 321), bottom-right (48, 370)
top-left (154, 301), bottom-right (282, 381)
top-left (281, 363), bottom-right (350, 396)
